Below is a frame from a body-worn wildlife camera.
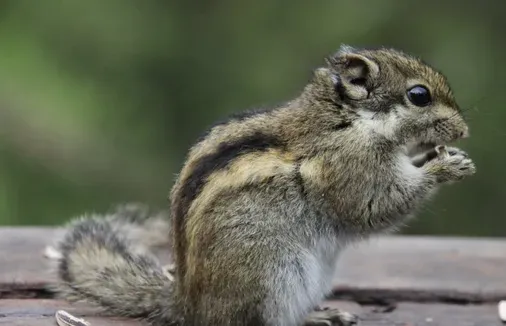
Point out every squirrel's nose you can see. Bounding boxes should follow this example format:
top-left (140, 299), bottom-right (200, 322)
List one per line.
top-left (460, 125), bottom-right (469, 138)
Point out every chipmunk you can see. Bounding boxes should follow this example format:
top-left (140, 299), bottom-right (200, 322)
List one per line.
top-left (49, 45), bottom-right (475, 326)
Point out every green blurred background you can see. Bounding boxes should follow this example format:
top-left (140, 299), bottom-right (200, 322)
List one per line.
top-left (0, 0), bottom-right (503, 236)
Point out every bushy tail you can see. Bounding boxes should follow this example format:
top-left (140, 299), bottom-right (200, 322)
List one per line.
top-left (50, 204), bottom-right (180, 324)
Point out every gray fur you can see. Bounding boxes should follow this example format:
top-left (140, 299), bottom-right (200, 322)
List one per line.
top-left (52, 46), bottom-right (475, 326)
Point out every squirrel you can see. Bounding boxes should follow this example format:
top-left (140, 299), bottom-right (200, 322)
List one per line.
top-left (48, 45), bottom-right (475, 326)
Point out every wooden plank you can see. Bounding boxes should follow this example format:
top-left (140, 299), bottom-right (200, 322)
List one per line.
top-left (0, 299), bottom-right (141, 325)
top-left (0, 299), bottom-right (357, 325)
top-left (332, 236), bottom-right (506, 303)
top-left (326, 300), bottom-right (503, 326)
top-left (362, 302), bottom-right (502, 326)
top-left (0, 299), bottom-right (502, 326)
top-left (0, 318), bottom-right (137, 326)
top-left (0, 227), bottom-right (62, 298)
top-left (2, 227), bottom-right (506, 302)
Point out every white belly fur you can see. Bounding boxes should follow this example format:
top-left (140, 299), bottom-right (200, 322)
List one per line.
top-left (265, 236), bottom-right (341, 326)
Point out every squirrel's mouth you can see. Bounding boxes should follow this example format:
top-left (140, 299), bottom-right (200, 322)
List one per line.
top-left (405, 140), bottom-right (452, 167)
top-left (404, 141), bottom-right (437, 168)
top-left (406, 141), bottom-right (439, 158)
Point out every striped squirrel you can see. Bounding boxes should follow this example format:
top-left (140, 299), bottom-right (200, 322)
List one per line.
top-left (48, 45), bottom-right (475, 326)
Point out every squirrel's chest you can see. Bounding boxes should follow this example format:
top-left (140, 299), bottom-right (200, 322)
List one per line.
top-left (271, 236), bottom-right (342, 326)
top-left (300, 236), bottom-right (342, 296)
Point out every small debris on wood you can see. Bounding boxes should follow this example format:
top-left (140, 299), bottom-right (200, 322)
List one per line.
top-left (55, 310), bottom-right (91, 326)
top-left (44, 245), bottom-right (62, 260)
top-left (498, 300), bottom-right (506, 322)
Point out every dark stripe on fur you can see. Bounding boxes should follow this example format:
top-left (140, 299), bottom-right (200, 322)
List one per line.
top-left (172, 131), bottom-right (284, 279)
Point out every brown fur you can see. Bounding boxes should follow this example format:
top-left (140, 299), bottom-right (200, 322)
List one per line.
top-left (53, 45), bottom-right (475, 326)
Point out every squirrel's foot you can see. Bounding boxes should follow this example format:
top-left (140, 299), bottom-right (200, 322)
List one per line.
top-left (162, 263), bottom-right (176, 281)
top-left (424, 145), bottom-right (475, 183)
top-left (304, 308), bottom-right (358, 326)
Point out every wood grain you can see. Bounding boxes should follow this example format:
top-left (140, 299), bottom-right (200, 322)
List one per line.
top-left (1, 227), bottom-right (506, 303)
top-left (0, 299), bottom-right (502, 326)
top-left (0, 299), bottom-right (136, 325)
top-left (333, 235), bottom-right (506, 303)
top-left (1, 227), bottom-right (505, 324)
top-left (0, 299), bottom-right (140, 325)
top-left (324, 300), bottom-right (504, 326)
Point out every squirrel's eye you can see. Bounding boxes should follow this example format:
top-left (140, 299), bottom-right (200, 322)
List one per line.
top-left (407, 85), bottom-right (431, 107)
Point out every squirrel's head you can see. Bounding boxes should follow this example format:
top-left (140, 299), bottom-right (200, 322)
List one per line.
top-left (303, 45), bottom-right (468, 155)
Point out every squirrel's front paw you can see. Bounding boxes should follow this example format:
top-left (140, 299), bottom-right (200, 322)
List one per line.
top-left (424, 146), bottom-right (475, 183)
top-left (444, 146), bottom-right (469, 158)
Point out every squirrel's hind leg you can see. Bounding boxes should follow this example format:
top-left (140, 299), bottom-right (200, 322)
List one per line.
top-left (303, 308), bottom-right (358, 326)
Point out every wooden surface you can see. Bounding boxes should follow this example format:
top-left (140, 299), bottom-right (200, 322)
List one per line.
top-left (1, 227), bottom-right (505, 325)
top-left (0, 299), bottom-right (502, 326)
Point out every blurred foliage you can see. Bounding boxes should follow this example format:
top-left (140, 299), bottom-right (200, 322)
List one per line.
top-left (0, 0), bottom-right (504, 236)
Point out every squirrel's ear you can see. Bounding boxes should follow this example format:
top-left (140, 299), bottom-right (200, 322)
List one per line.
top-left (327, 45), bottom-right (379, 101)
